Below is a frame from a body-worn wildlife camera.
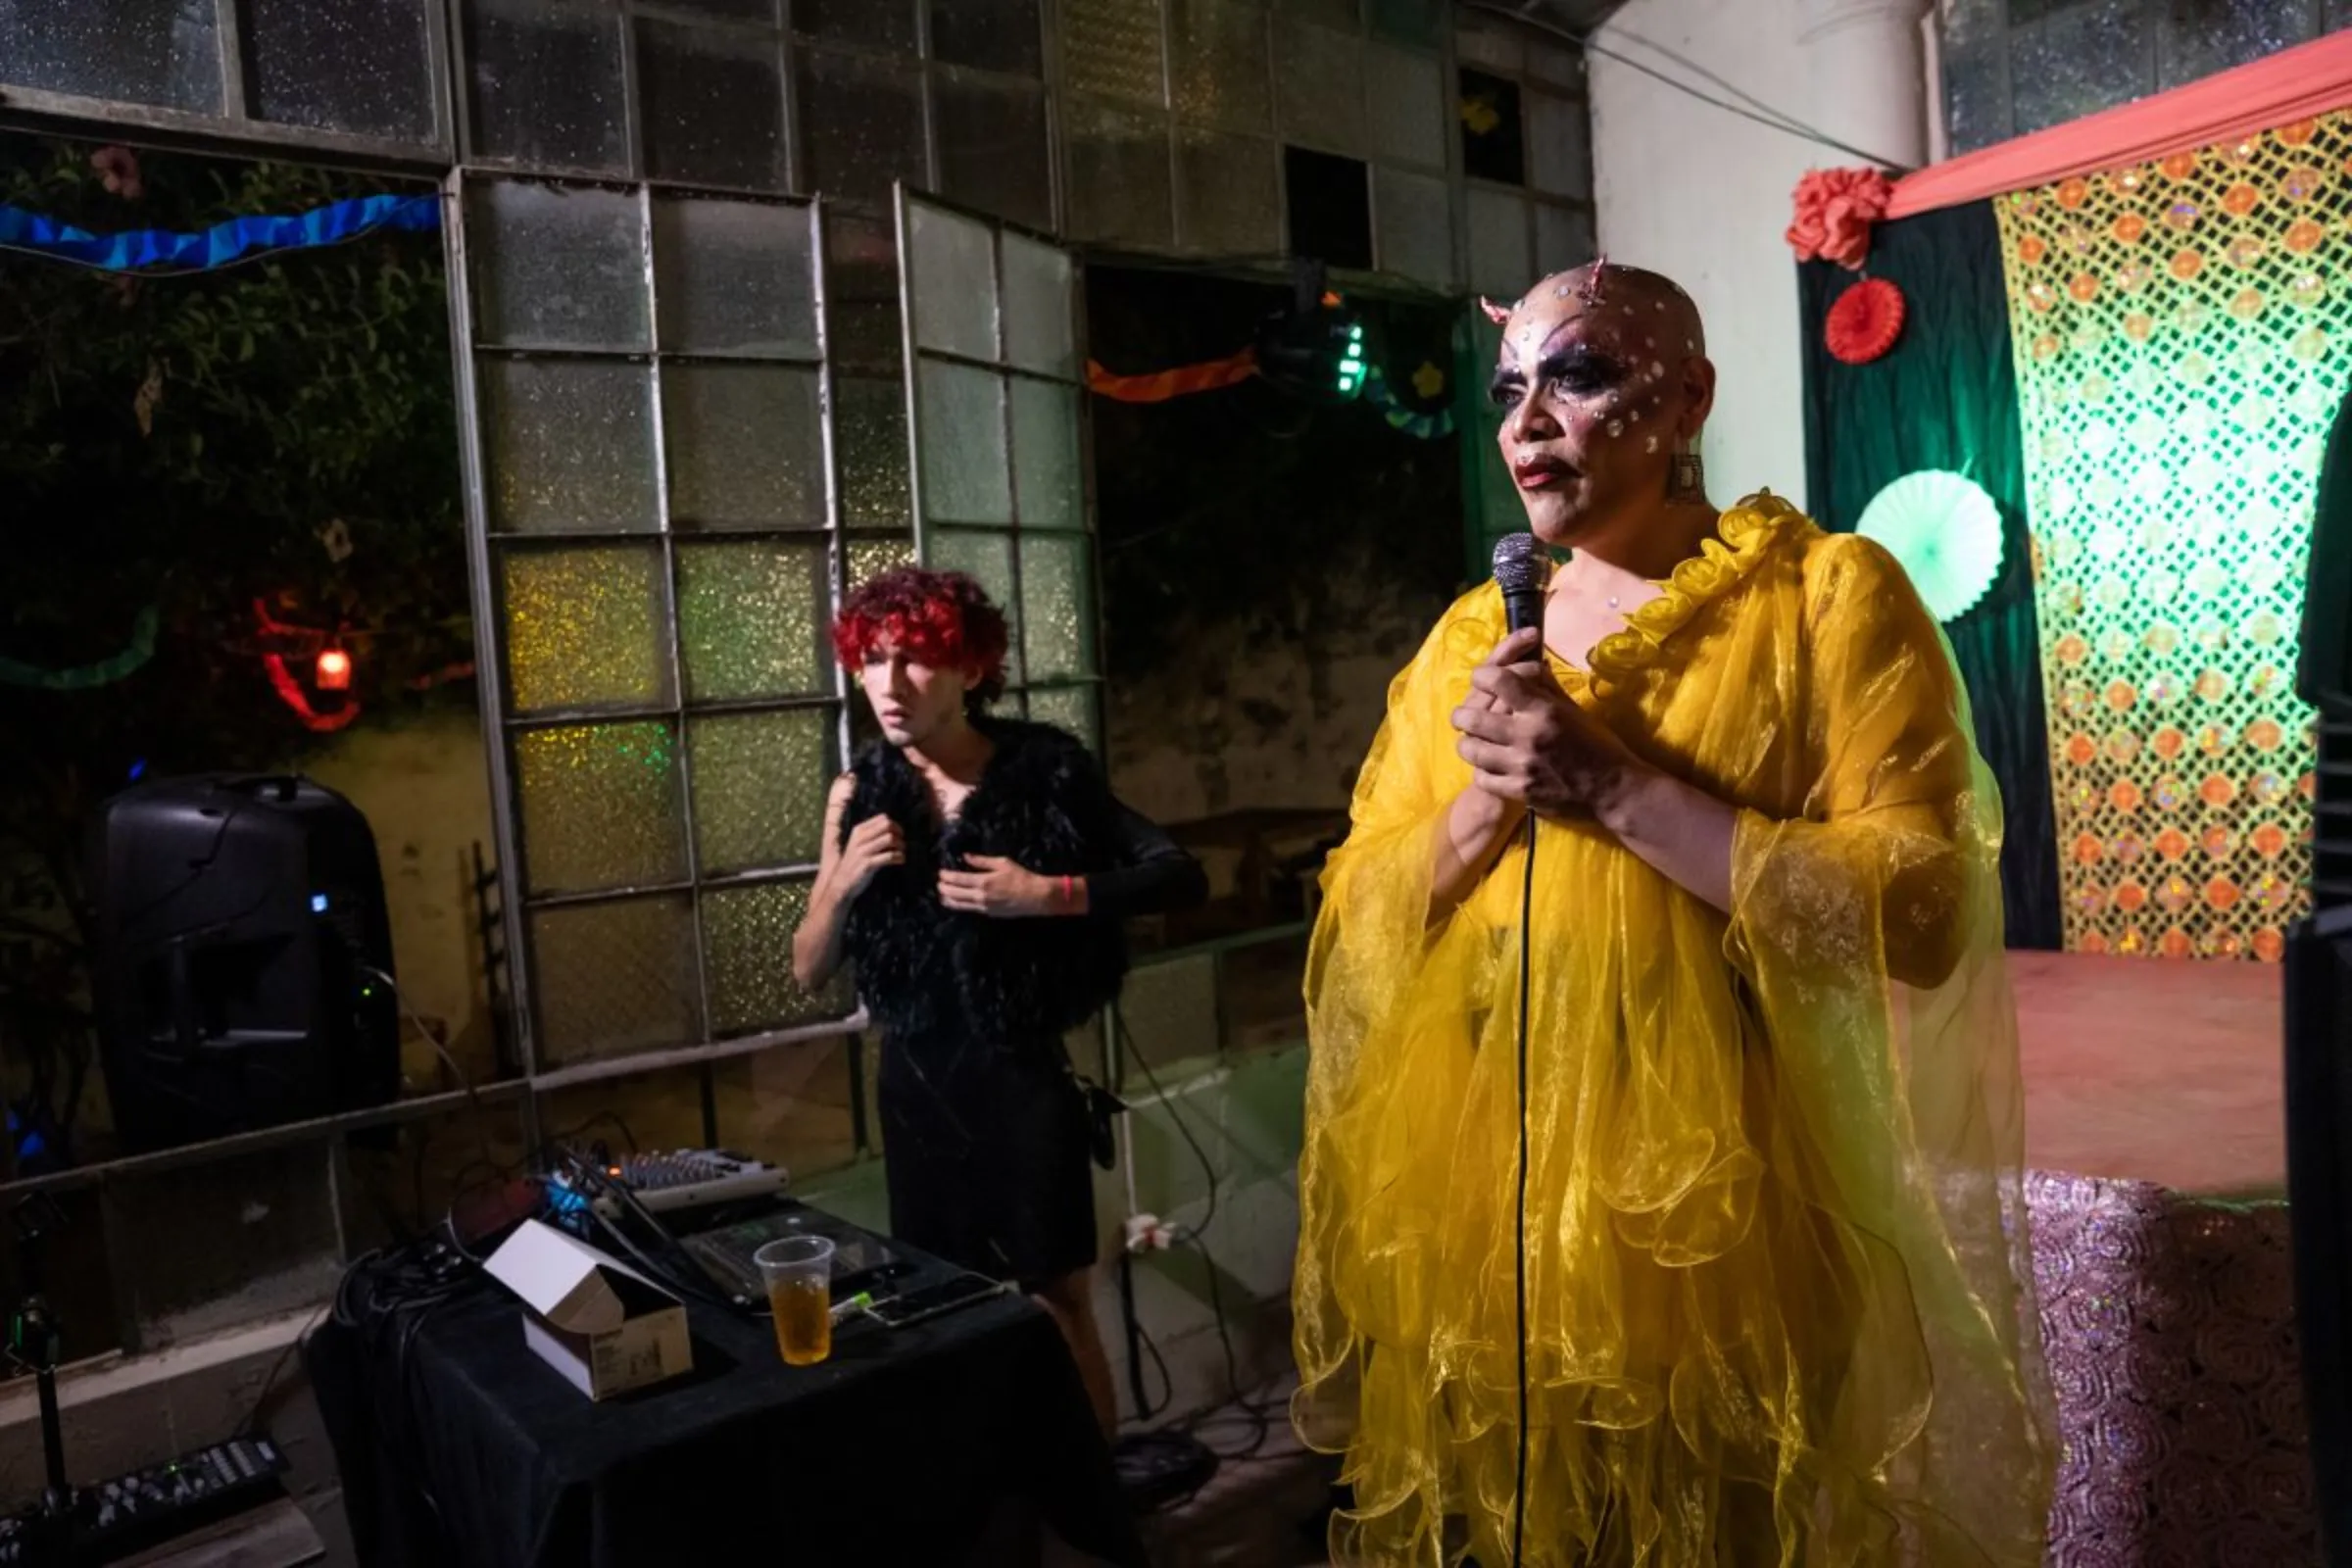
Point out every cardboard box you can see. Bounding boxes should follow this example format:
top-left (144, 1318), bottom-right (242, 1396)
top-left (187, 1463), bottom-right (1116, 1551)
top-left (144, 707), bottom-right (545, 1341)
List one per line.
top-left (484, 1220), bottom-right (693, 1400)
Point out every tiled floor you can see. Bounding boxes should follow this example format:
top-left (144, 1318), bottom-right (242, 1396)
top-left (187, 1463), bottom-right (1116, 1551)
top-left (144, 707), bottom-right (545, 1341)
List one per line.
top-left (1133, 1375), bottom-right (1339, 1568)
top-left (2011, 949), bottom-right (2282, 1195)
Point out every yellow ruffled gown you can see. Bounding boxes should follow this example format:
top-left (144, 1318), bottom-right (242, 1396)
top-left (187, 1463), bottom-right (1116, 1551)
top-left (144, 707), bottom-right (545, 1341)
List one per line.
top-left (1294, 495), bottom-right (2056, 1567)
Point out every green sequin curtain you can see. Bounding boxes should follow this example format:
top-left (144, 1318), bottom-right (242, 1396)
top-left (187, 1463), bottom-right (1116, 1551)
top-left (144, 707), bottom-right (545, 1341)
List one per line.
top-left (1799, 200), bottom-right (2062, 950)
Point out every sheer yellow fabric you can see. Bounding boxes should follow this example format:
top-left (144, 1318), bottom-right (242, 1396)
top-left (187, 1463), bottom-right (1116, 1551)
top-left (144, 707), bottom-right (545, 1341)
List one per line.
top-left (1294, 494), bottom-right (2056, 1567)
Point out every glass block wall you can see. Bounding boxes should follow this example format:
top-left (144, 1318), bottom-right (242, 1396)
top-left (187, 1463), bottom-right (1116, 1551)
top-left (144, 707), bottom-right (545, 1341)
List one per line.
top-left (1056, 0), bottom-right (1466, 288)
top-left (1, 0), bottom-right (1604, 1083)
top-left (0, 0), bottom-right (1604, 297)
top-left (454, 0), bottom-right (1053, 222)
top-left (1942, 0), bottom-right (2352, 157)
top-left (0, 0), bottom-right (450, 152)
top-left (460, 178), bottom-right (855, 1068)
top-left (901, 193), bottom-right (1100, 749)
top-left (436, 5), bottom-right (1043, 1075)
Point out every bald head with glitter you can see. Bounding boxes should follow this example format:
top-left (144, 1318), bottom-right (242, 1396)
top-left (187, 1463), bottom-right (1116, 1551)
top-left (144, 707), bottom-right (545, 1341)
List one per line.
top-left (1487, 262), bottom-right (1707, 355)
top-left (1486, 259), bottom-right (1718, 549)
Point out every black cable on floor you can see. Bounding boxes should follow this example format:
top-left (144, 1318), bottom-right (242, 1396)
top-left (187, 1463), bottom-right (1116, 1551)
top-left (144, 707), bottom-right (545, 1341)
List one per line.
top-left (1115, 1015), bottom-right (1285, 1459)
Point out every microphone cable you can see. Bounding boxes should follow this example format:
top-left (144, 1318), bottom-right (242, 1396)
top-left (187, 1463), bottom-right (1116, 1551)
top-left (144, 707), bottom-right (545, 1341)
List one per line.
top-left (1512, 808), bottom-right (1536, 1568)
top-left (1485, 530), bottom-right (1551, 1567)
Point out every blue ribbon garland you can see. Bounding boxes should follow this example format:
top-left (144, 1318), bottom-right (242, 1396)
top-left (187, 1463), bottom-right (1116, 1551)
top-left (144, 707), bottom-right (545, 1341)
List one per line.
top-left (0, 192), bottom-right (440, 273)
top-left (1362, 364), bottom-right (1455, 441)
top-left (0, 607), bottom-right (160, 690)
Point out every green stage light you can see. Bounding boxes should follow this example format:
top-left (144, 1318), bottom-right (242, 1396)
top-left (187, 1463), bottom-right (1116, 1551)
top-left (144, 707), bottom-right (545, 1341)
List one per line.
top-left (1257, 297), bottom-right (1372, 405)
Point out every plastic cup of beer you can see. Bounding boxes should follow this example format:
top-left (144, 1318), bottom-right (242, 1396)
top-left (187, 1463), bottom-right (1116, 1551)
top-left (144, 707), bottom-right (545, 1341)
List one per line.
top-left (756, 1235), bottom-right (836, 1367)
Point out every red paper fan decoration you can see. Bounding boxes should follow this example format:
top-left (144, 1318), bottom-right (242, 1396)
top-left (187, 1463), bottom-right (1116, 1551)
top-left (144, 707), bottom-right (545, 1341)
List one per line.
top-left (1825, 277), bottom-right (1906, 365)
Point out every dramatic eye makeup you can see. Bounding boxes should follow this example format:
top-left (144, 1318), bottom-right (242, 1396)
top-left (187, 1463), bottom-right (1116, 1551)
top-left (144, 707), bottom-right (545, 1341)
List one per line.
top-left (1489, 341), bottom-right (1629, 409)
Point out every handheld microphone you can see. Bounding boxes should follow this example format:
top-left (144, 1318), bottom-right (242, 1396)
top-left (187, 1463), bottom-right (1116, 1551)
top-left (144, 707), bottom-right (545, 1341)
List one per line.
top-left (1492, 533), bottom-right (1552, 637)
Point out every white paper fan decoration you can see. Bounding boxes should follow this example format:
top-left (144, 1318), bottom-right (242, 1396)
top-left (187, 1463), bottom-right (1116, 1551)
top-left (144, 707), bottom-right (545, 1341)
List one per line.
top-left (1855, 469), bottom-right (2004, 623)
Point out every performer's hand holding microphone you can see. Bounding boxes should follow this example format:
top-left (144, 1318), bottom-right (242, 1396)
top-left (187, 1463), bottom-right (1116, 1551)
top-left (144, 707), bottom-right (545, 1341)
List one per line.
top-left (1454, 535), bottom-right (1643, 822)
top-left (1452, 534), bottom-right (1562, 812)
top-left (1462, 535), bottom-right (1551, 726)
top-left (1488, 536), bottom-right (1550, 851)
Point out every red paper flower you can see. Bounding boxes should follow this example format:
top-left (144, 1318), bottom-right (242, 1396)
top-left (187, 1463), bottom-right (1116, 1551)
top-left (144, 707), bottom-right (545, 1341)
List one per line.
top-left (1824, 277), bottom-right (1906, 364)
top-left (1787, 168), bottom-right (1896, 270)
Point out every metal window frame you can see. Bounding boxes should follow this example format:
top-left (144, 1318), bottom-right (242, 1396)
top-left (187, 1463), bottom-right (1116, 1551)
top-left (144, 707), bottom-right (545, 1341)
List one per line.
top-left (895, 179), bottom-right (1120, 1086)
top-left (0, 0), bottom-right (1499, 1302)
top-left (896, 182), bottom-right (1105, 745)
top-left (0, 162), bottom-right (874, 1213)
top-left (0, 0), bottom-right (457, 165)
top-left (457, 173), bottom-right (868, 1081)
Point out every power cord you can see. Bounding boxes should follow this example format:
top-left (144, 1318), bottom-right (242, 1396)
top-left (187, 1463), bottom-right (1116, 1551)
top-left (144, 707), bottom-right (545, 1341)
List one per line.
top-left (361, 964), bottom-right (482, 1120)
top-left (330, 1239), bottom-right (474, 1539)
top-left (355, 963), bottom-right (507, 1242)
top-left (432, 1112), bottom-right (652, 1263)
top-left (1114, 1015), bottom-right (1283, 1464)
top-left (436, 1112), bottom-right (639, 1215)
top-left (555, 1112), bottom-right (641, 1155)
top-left (549, 1149), bottom-right (756, 1316)
top-left (1460, 0), bottom-right (1912, 172)
top-left (1120, 1271), bottom-right (1176, 1420)
top-left (231, 1302), bottom-right (330, 1440)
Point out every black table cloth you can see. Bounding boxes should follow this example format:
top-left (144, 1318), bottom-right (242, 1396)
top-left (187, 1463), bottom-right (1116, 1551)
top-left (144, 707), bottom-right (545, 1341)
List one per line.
top-left (307, 1231), bottom-right (1143, 1568)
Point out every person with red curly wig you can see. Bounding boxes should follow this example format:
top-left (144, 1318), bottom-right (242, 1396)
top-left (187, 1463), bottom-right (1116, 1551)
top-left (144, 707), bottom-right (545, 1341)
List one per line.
top-left (793, 566), bottom-right (1203, 1436)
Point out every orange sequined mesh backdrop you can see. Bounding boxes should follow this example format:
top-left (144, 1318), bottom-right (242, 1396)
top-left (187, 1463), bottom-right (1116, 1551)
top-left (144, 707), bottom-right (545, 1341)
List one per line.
top-left (1997, 113), bottom-right (2351, 960)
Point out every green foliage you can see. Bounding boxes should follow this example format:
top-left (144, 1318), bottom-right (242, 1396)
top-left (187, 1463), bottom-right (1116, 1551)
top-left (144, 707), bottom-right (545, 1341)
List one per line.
top-left (0, 134), bottom-right (467, 1136)
top-left (0, 136), bottom-right (466, 820)
top-left (1, 140), bottom-right (465, 736)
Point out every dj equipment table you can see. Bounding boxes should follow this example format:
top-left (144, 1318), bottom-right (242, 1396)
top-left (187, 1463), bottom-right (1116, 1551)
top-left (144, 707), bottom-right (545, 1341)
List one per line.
top-left (306, 1210), bottom-right (1143, 1568)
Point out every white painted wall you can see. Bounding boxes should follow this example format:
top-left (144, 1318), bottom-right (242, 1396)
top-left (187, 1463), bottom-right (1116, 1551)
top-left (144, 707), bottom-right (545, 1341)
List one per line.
top-left (1590, 0), bottom-right (1821, 509)
top-left (1589, 0), bottom-right (1928, 514)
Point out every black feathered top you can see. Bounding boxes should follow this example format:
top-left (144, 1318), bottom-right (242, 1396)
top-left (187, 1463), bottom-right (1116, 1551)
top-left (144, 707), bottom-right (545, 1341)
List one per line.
top-left (837, 717), bottom-right (1206, 1051)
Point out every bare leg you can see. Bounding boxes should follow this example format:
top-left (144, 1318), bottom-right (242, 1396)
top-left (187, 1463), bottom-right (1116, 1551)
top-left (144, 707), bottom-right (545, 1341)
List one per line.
top-left (1033, 1267), bottom-right (1118, 1438)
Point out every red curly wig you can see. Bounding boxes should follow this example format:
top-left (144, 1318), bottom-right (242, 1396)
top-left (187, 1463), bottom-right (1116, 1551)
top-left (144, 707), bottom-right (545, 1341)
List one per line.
top-left (831, 566), bottom-right (1009, 708)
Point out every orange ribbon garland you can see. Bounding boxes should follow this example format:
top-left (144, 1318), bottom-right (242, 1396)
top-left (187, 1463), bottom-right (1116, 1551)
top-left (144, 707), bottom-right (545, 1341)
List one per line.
top-left (1085, 348), bottom-right (1258, 403)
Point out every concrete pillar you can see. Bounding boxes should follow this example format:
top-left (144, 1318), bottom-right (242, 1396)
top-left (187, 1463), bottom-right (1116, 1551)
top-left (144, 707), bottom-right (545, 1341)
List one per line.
top-left (1795, 0), bottom-right (1934, 170)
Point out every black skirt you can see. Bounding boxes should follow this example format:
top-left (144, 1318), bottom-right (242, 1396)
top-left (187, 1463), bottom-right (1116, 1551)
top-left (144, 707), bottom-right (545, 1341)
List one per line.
top-left (876, 1033), bottom-right (1099, 1291)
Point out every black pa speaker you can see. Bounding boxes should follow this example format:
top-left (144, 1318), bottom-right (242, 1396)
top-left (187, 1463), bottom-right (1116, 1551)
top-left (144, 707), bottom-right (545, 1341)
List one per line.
top-left (86, 774), bottom-right (400, 1152)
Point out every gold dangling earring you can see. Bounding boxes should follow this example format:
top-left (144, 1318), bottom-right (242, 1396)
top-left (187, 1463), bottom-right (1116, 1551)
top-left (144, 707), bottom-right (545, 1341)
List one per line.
top-left (1666, 440), bottom-right (1706, 504)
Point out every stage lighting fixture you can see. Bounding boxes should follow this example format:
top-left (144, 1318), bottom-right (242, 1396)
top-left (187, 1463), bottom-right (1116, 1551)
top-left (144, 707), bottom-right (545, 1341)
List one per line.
top-left (1255, 293), bottom-right (1371, 406)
